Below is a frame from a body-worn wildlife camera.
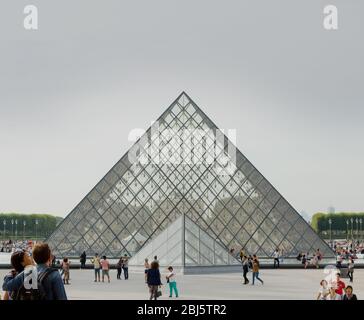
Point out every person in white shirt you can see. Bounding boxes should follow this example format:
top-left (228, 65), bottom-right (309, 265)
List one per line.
top-left (166, 266), bottom-right (179, 298)
top-left (316, 280), bottom-right (330, 300)
top-left (347, 258), bottom-right (354, 282)
top-left (273, 249), bottom-right (280, 268)
top-left (310, 254), bottom-right (319, 269)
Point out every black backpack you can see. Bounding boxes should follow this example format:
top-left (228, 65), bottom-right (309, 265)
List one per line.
top-left (12, 267), bottom-right (59, 301)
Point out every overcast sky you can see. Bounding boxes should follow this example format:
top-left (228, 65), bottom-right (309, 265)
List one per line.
top-left (0, 0), bottom-right (363, 219)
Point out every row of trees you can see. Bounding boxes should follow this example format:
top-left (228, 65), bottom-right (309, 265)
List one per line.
top-left (0, 213), bottom-right (63, 240)
top-left (311, 212), bottom-right (364, 239)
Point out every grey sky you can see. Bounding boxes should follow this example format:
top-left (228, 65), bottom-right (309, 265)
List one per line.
top-left (0, 0), bottom-right (363, 219)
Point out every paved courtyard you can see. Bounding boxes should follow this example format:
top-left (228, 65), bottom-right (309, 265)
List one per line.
top-left (1, 266), bottom-right (363, 300)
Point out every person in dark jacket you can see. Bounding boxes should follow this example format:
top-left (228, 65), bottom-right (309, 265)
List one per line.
top-left (342, 286), bottom-right (358, 300)
top-left (242, 255), bottom-right (249, 284)
top-left (146, 261), bottom-right (162, 300)
top-left (116, 257), bottom-right (123, 280)
top-left (80, 251), bottom-right (87, 269)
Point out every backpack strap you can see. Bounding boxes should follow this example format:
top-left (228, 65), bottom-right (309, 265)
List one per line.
top-left (38, 267), bottom-right (58, 284)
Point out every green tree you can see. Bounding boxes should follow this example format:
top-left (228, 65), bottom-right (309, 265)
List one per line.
top-left (311, 212), bottom-right (364, 239)
top-left (0, 213), bottom-right (63, 240)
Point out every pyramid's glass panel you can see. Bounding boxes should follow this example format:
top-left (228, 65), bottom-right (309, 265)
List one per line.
top-left (129, 215), bottom-right (239, 267)
top-left (47, 92), bottom-right (334, 261)
top-left (129, 215), bottom-right (183, 267)
top-left (185, 216), bottom-right (239, 266)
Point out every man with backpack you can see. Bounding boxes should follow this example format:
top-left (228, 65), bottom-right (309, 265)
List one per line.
top-left (2, 243), bottom-right (67, 300)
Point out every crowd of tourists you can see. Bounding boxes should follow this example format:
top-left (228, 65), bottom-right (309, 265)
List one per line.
top-left (87, 253), bottom-right (129, 283)
top-left (143, 255), bottom-right (179, 300)
top-left (333, 240), bottom-right (364, 255)
top-left (317, 273), bottom-right (358, 300)
top-left (1, 241), bottom-right (361, 301)
top-left (0, 239), bottom-right (34, 253)
top-left (296, 249), bottom-right (323, 268)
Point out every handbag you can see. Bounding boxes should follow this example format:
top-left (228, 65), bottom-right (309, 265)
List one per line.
top-left (157, 290), bottom-right (162, 297)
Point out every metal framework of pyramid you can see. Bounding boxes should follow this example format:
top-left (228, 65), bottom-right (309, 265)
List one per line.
top-left (46, 92), bottom-right (334, 263)
top-left (129, 215), bottom-right (240, 269)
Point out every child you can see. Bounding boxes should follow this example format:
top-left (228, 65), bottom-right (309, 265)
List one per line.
top-left (166, 266), bottom-right (179, 298)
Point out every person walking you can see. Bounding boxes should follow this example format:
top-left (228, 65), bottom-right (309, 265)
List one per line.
top-left (144, 258), bottom-right (150, 283)
top-left (122, 254), bottom-right (129, 280)
top-left (116, 257), bottom-right (123, 280)
top-left (302, 254), bottom-right (308, 268)
top-left (166, 266), bottom-right (179, 298)
top-left (61, 258), bottom-right (70, 285)
top-left (101, 255), bottom-right (110, 283)
top-left (242, 255), bottom-right (249, 285)
top-left (273, 249), bottom-right (280, 268)
top-left (347, 257), bottom-right (354, 283)
top-left (248, 255), bottom-right (253, 270)
top-left (90, 253), bottom-right (101, 282)
top-left (80, 251), bottom-right (86, 269)
top-left (251, 255), bottom-right (264, 285)
top-left (147, 261), bottom-right (162, 300)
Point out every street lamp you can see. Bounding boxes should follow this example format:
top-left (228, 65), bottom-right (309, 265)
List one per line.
top-left (2, 220), bottom-right (6, 240)
top-left (360, 218), bottom-right (363, 242)
top-left (328, 218), bottom-right (332, 246)
top-left (355, 218), bottom-right (359, 243)
top-left (35, 219), bottom-right (39, 240)
top-left (15, 220), bottom-right (18, 239)
top-left (346, 220), bottom-right (349, 242)
top-left (350, 217), bottom-right (354, 244)
top-left (23, 221), bottom-right (26, 240)
top-left (11, 219), bottom-right (14, 238)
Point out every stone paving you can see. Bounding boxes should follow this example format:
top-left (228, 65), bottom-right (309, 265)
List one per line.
top-left (1, 264), bottom-right (363, 300)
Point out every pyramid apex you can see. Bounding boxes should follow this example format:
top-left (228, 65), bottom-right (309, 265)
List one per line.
top-left (177, 91), bottom-right (191, 107)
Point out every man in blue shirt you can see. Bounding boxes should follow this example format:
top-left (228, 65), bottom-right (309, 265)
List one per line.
top-left (2, 243), bottom-right (67, 300)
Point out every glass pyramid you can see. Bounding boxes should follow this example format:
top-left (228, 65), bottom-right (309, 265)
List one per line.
top-left (46, 92), bottom-right (334, 262)
top-left (129, 215), bottom-right (240, 267)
